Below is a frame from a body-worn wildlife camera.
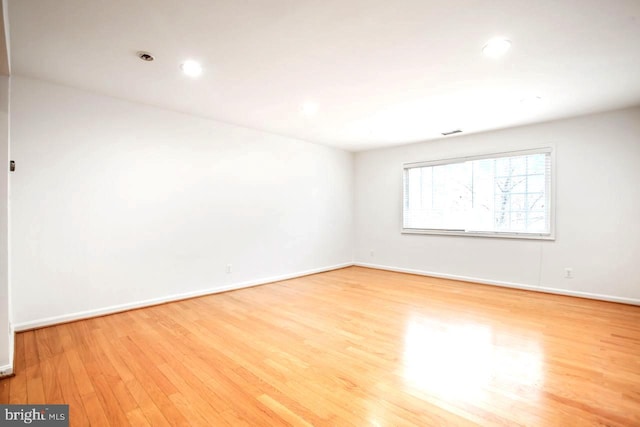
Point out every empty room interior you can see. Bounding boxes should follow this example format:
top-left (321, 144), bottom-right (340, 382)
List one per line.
top-left (0, 0), bottom-right (639, 425)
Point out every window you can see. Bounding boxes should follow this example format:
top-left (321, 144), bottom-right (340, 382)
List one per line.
top-left (403, 148), bottom-right (553, 239)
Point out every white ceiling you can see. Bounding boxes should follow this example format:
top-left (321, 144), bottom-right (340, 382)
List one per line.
top-left (8, 0), bottom-right (640, 151)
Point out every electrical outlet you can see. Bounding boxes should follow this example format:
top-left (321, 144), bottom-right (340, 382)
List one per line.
top-left (370, 250), bottom-right (374, 257)
top-left (226, 264), bottom-right (232, 274)
top-left (564, 268), bottom-right (573, 279)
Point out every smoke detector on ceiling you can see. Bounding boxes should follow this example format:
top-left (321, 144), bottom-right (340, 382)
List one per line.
top-left (137, 51), bottom-right (155, 62)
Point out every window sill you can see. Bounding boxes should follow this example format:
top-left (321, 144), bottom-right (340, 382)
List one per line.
top-left (401, 228), bottom-right (555, 240)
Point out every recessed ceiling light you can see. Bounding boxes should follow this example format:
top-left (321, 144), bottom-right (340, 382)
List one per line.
top-left (301, 102), bottom-right (319, 116)
top-left (181, 60), bottom-right (203, 77)
top-left (482, 38), bottom-right (511, 58)
top-left (137, 51), bottom-right (155, 62)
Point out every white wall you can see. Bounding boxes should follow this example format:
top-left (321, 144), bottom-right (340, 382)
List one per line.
top-left (0, 75), bottom-right (10, 370)
top-left (10, 76), bottom-right (354, 328)
top-left (355, 108), bottom-right (640, 303)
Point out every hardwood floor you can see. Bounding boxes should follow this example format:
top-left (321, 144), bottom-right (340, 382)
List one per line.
top-left (2, 266), bottom-right (640, 426)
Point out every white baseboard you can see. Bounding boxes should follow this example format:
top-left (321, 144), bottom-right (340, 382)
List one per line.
top-left (0, 323), bottom-right (15, 376)
top-left (0, 363), bottom-right (12, 377)
top-left (355, 262), bottom-right (640, 306)
top-left (14, 261), bottom-right (639, 332)
top-left (13, 262), bottom-right (354, 332)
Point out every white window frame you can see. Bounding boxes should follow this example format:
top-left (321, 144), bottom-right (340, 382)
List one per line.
top-left (402, 147), bottom-right (555, 240)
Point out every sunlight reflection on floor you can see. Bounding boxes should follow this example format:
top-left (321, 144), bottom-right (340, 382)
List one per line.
top-left (402, 314), bottom-right (544, 403)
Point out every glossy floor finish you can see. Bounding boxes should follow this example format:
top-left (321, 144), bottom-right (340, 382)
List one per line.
top-left (2, 266), bottom-right (640, 426)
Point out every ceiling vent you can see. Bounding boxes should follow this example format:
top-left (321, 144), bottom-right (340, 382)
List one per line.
top-left (441, 129), bottom-right (462, 136)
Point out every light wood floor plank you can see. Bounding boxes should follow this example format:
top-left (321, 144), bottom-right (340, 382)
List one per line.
top-left (90, 374), bottom-right (131, 427)
top-left (123, 378), bottom-right (172, 427)
top-left (8, 333), bottom-right (27, 404)
top-left (125, 408), bottom-right (151, 427)
top-left (64, 349), bottom-right (95, 397)
top-left (0, 376), bottom-right (8, 402)
top-left (54, 350), bottom-right (90, 426)
top-left (79, 391), bottom-right (112, 427)
top-left (40, 354), bottom-right (66, 404)
top-left (25, 368), bottom-right (45, 404)
top-left (111, 338), bottom-right (190, 426)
